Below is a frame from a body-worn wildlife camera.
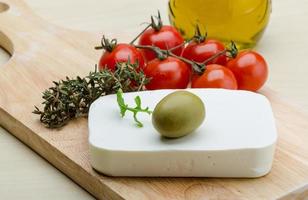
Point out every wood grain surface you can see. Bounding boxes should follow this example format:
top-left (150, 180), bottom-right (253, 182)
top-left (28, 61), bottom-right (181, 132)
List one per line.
top-left (0, 0), bottom-right (308, 199)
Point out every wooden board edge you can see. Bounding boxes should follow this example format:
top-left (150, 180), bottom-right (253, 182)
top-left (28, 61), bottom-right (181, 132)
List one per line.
top-left (0, 31), bottom-right (13, 55)
top-left (277, 183), bottom-right (308, 200)
top-left (0, 107), bottom-right (124, 200)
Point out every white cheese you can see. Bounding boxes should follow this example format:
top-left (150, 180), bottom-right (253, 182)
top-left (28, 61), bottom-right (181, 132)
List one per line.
top-left (88, 89), bottom-right (277, 177)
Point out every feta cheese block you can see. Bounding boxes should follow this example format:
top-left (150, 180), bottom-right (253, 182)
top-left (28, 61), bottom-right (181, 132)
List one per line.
top-left (88, 89), bottom-right (277, 177)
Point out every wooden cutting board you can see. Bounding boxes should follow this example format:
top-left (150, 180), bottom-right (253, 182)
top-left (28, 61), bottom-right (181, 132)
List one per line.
top-left (0, 0), bottom-right (308, 199)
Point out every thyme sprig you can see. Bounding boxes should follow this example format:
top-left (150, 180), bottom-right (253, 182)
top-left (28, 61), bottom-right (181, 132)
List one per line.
top-left (117, 89), bottom-right (152, 127)
top-left (33, 63), bottom-right (150, 128)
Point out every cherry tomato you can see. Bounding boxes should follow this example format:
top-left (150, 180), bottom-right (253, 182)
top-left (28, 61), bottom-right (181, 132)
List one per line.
top-left (144, 57), bottom-right (190, 90)
top-left (192, 64), bottom-right (238, 90)
top-left (99, 44), bottom-right (145, 71)
top-left (139, 26), bottom-right (184, 62)
top-left (183, 39), bottom-right (227, 67)
top-left (226, 51), bottom-right (268, 91)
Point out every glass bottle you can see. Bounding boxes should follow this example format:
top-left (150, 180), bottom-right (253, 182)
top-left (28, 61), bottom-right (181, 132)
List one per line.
top-left (168, 0), bottom-right (272, 49)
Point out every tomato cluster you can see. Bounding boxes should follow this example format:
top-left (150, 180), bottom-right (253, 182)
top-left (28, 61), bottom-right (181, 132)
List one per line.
top-left (96, 13), bottom-right (268, 92)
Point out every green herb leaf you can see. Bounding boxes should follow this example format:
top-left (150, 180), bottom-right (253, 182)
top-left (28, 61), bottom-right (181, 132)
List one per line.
top-left (134, 96), bottom-right (141, 107)
top-left (117, 89), bottom-right (127, 117)
top-left (116, 89), bottom-right (152, 127)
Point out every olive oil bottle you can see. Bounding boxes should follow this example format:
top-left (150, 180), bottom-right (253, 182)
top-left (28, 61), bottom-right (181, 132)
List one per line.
top-left (168, 0), bottom-right (271, 49)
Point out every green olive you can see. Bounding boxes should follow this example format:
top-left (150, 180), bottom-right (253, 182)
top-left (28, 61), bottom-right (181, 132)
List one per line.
top-left (152, 91), bottom-right (205, 138)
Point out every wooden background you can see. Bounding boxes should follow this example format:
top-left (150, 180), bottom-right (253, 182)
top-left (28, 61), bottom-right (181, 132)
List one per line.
top-left (0, 0), bottom-right (308, 199)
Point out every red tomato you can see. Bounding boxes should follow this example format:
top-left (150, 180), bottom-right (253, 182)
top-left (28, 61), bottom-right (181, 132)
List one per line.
top-left (144, 57), bottom-right (190, 90)
top-left (183, 39), bottom-right (227, 67)
top-left (99, 44), bottom-right (145, 71)
top-left (192, 64), bottom-right (238, 90)
top-left (138, 26), bottom-right (184, 62)
top-left (226, 51), bottom-right (268, 91)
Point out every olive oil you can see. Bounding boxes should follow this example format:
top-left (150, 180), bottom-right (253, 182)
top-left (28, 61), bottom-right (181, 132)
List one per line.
top-left (168, 0), bottom-right (271, 49)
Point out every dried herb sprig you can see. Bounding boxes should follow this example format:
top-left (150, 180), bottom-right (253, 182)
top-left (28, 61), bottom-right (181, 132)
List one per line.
top-left (33, 62), bottom-right (150, 128)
